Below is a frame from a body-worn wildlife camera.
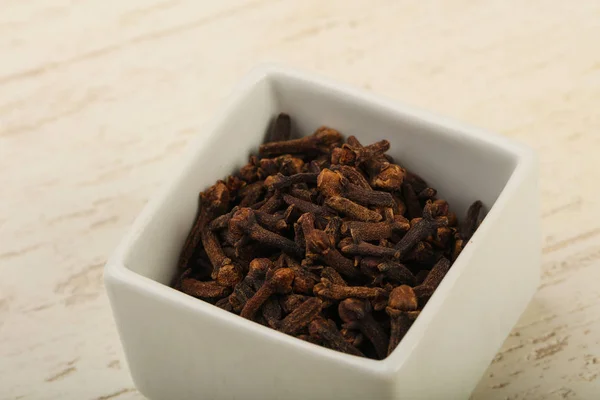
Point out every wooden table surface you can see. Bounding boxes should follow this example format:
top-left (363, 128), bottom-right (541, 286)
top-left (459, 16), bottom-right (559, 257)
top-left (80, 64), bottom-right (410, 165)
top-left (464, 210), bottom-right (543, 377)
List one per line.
top-left (1, 1), bottom-right (600, 399)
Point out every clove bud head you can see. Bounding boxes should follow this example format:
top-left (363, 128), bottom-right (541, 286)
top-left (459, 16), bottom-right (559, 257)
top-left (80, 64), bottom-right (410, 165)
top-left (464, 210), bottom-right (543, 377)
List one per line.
top-left (386, 285), bottom-right (418, 317)
top-left (371, 164), bottom-right (405, 191)
top-left (266, 268), bottom-right (295, 294)
top-left (338, 298), bottom-right (371, 322)
top-left (316, 168), bottom-right (344, 198)
top-left (229, 207), bottom-right (254, 239)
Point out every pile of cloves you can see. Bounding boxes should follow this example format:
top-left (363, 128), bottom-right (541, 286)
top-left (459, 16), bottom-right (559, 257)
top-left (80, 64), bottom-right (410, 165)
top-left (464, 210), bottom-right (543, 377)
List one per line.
top-left (173, 113), bottom-right (485, 360)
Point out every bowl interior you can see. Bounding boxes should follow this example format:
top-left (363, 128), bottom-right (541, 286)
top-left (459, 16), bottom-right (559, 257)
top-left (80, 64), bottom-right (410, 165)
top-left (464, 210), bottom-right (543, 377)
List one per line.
top-left (121, 70), bottom-right (518, 287)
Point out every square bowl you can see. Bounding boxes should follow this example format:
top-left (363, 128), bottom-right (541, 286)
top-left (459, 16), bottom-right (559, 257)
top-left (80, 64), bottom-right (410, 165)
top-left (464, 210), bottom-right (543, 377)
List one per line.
top-left (105, 65), bottom-right (540, 400)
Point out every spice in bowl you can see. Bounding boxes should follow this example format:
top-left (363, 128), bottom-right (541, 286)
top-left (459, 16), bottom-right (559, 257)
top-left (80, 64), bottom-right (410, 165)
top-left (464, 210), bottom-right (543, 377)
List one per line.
top-left (173, 113), bottom-right (485, 360)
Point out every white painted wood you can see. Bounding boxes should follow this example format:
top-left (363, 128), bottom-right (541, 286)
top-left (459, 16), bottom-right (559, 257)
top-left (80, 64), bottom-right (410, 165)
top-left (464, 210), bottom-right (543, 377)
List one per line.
top-left (1, 1), bottom-right (599, 399)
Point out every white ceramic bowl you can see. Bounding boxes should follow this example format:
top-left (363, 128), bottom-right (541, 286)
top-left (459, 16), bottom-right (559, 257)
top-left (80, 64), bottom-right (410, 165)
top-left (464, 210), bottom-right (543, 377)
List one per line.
top-left (105, 65), bottom-right (540, 400)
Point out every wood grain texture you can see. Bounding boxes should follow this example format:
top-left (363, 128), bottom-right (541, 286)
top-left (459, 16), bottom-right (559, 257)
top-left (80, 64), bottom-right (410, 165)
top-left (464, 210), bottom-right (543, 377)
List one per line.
top-left (1, 0), bottom-right (599, 399)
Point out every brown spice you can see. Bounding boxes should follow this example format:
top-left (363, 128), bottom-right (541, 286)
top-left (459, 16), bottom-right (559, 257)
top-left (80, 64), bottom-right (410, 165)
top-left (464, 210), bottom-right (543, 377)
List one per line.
top-left (314, 278), bottom-right (387, 301)
top-left (386, 285), bottom-right (416, 355)
top-left (330, 165), bottom-right (372, 190)
top-left (277, 297), bottom-right (323, 335)
top-left (180, 279), bottom-right (231, 299)
top-left (300, 213), bottom-right (361, 279)
top-left (262, 297), bottom-right (283, 328)
top-left (340, 241), bottom-right (400, 259)
top-left (377, 261), bottom-right (416, 285)
top-left (259, 127), bottom-right (342, 157)
top-left (339, 298), bottom-right (389, 360)
top-left (341, 217), bottom-right (410, 242)
top-left (266, 113), bottom-right (292, 143)
top-left (240, 268), bottom-right (294, 320)
top-left (417, 257), bottom-right (452, 291)
top-left (460, 200), bottom-right (484, 242)
top-left (309, 318), bottom-right (364, 357)
top-left (325, 196), bottom-right (383, 222)
top-left (229, 208), bottom-right (303, 257)
top-left (280, 294), bottom-right (308, 314)
top-left (173, 114), bottom-right (485, 360)
top-left (394, 216), bottom-right (445, 259)
top-left (282, 194), bottom-right (333, 218)
top-left (265, 172), bottom-right (318, 191)
top-left (317, 169), bottom-right (395, 207)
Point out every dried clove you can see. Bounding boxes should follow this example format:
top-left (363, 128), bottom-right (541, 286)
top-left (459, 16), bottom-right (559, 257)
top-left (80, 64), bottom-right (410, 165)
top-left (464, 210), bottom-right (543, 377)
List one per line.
top-left (262, 297), bottom-right (283, 328)
top-left (317, 169), bottom-right (394, 207)
top-left (177, 181), bottom-right (230, 269)
top-left (180, 278), bottom-right (231, 299)
top-left (265, 172), bottom-right (318, 191)
top-left (339, 298), bottom-right (389, 360)
top-left (280, 294), bottom-right (308, 314)
top-left (370, 163), bottom-right (405, 191)
top-left (452, 234), bottom-right (465, 261)
top-left (418, 187), bottom-right (437, 200)
top-left (321, 266), bottom-right (347, 286)
top-left (417, 257), bottom-right (452, 291)
top-left (325, 196), bottom-right (382, 222)
top-left (302, 216), bottom-right (361, 280)
top-left (238, 180), bottom-right (265, 207)
top-left (209, 206), bottom-right (239, 231)
top-left (309, 318), bottom-right (364, 357)
top-left (173, 113), bottom-right (485, 360)
top-left (215, 264), bottom-right (243, 287)
top-left (386, 285), bottom-right (417, 355)
top-left (282, 194), bottom-right (333, 218)
top-left (340, 241), bottom-right (400, 259)
top-left (253, 208), bottom-right (290, 232)
top-left (340, 327), bottom-right (365, 348)
top-left (460, 200), bottom-right (484, 242)
top-left (324, 217), bottom-right (343, 247)
top-left (404, 241), bottom-right (440, 265)
top-left (258, 193), bottom-right (284, 214)
top-left (404, 170), bottom-right (428, 194)
top-left (241, 268), bottom-right (294, 320)
top-left (277, 297), bottom-right (323, 335)
top-left (337, 138), bottom-right (390, 166)
top-left (285, 255), bottom-right (319, 294)
top-left (330, 164), bottom-right (372, 190)
top-left (278, 155), bottom-right (305, 176)
top-left (259, 127), bottom-right (342, 157)
top-left (377, 261), bottom-right (416, 285)
top-left (227, 258), bottom-right (271, 312)
top-left (289, 185), bottom-right (315, 202)
top-left (341, 217), bottom-right (409, 242)
top-left (229, 208), bottom-right (303, 257)
top-left (215, 296), bottom-right (233, 312)
top-left (343, 136), bottom-right (405, 191)
top-left (266, 113), bottom-right (292, 143)
top-left (423, 199), bottom-right (449, 218)
top-left (314, 278), bottom-right (387, 301)
top-left (394, 216), bottom-right (446, 259)
top-left (201, 226), bottom-right (234, 280)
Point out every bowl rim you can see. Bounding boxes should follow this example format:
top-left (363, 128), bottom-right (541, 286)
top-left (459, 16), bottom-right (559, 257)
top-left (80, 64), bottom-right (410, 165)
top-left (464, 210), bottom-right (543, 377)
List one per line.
top-left (104, 63), bottom-right (536, 377)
